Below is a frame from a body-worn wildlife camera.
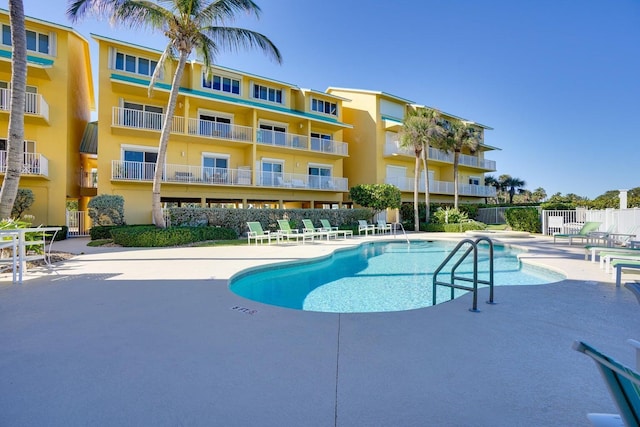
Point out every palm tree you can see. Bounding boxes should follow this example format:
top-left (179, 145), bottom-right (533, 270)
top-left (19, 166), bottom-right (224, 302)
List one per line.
top-left (0, 0), bottom-right (27, 220)
top-left (399, 107), bottom-right (442, 231)
top-left (483, 175), bottom-right (500, 204)
top-left (437, 120), bottom-right (481, 209)
top-left (499, 175), bottom-right (526, 204)
top-left (68, 0), bottom-right (282, 227)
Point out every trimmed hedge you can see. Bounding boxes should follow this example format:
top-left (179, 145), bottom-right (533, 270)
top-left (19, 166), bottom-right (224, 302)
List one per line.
top-left (110, 225), bottom-right (238, 247)
top-left (421, 221), bottom-right (487, 233)
top-left (166, 207), bottom-right (373, 235)
top-left (504, 207), bottom-right (541, 233)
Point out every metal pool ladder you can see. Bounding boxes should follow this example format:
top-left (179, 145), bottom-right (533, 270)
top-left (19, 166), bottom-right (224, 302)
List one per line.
top-left (392, 222), bottom-right (410, 245)
top-left (432, 237), bottom-right (495, 312)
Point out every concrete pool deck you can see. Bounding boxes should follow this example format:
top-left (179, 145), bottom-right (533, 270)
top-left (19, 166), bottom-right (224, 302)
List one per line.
top-left (1, 233), bottom-right (639, 426)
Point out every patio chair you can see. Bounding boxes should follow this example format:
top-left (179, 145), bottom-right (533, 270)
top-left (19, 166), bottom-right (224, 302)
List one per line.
top-left (358, 220), bottom-right (376, 236)
top-left (610, 259), bottom-right (640, 287)
top-left (276, 219), bottom-right (311, 244)
top-left (607, 225), bottom-right (639, 247)
top-left (553, 221), bottom-right (602, 245)
top-left (377, 220), bottom-right (393, 234)
top-left (301, 219), bottom-right (330, 240)
top-left (320, 219), bottom-right (353, 239)
top-left (572, 340), bottom-right (640, 426)
top-left (246, 221), bottom-right (276, 245)
top-left (585, 245), bottom-right (640, 263)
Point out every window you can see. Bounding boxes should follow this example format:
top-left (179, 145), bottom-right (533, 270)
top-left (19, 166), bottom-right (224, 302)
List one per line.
top-left (2, 25), bottom-right (51, 55)
top-left (198, 113), bottom-right (232, 138)
top-left (122, 102), bottom-right (164, 130)
top-left (311, 98), bottom-right (337, 116)
top-left (469, 176), bottom-right (480, 185)
top-left (261, 159), bottom-right (284, 186)
top-left (202, 73), bottom-right (240, 95)
top-left (203, 154), bottom-right (229, 183)
top-left (308, 164), bottom-right (332, 189)
top-left (253, 83), bottom-right (283, 104)
top-left (258, 123), bottom-right (286, 146)
top-left (114, 51), bottom-right (158, 77)
top-left (310, 132), bottom-right (332, 152)
top-left (0, 138), bottom-right (35, 153)
top-left (121, 147), bottom-right (158, 180)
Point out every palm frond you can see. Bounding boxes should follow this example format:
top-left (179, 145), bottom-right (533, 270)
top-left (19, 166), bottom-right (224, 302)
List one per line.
top-left (148, 45), bottom-right (173, 97)
top-left (200, 0), bottom-right (262, 24)
top-left (201, 26), bottom-right (282, 63)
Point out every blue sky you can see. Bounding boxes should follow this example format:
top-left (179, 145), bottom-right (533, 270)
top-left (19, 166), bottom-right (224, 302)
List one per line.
top-left (24, 0), bottom-right (640, 199)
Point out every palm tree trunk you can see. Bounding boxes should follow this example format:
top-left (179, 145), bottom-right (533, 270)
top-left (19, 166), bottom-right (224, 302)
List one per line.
top-left (421, 149), bottom-right (430, 223)
top-left (413, 152), bottom-right (420, 231)
top-left (151, 51), bottom-right (188, 228)
top-left (453, 151), bottom-right (460, 209)
top-left (0, 0), bottom-right (27, 220)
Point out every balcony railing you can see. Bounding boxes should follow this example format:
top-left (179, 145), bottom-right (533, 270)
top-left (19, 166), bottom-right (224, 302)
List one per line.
top-left (0, 88), bottom-right (49, 121)
top-left (0, 151), bottom-right (49, 177)
top-left (112, 107), bottom-right (185, 133)
top-left (80, 170), bottom-right (98, 188)
top-left (384, 144), bottom-right (495, 171)
top-left (187, 119), bottom-right (253, 143)
top-left (385, 175), bottom-right (496, 197)
top-left (257, 171), bottom-right (348, 191)
top-left (257, 129), bottom-right (348, 156)
top-left (111, 160), bottom-right (252, 185)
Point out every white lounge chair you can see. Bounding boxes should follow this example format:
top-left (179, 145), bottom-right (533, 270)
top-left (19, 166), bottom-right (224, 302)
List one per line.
top-left (358, 220), bottom-right (376, 236)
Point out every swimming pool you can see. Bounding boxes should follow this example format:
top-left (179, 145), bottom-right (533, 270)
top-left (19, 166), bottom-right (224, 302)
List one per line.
top-left (230, 240), bottom-right (565, 313)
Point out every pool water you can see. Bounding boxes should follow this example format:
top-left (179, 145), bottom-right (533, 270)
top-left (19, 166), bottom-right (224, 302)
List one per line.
top-left (230, 241), bottom-right (565, 313)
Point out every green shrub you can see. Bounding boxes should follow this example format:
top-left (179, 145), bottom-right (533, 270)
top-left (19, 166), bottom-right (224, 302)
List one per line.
top-left (421, 221), bottom-right (487, 232)
top-left (47, 225), bottom-right (68, 241)
top-left (505, 207), bottom-right (541, 233)
top-left (90, 225), bottom-right (120, 240)
top-left (167, 208), bottom-right (372, 235)
top-left (88, 194), bottom-right (125, 226)
top-left (12, 188), bottom-right (34, 218)
top-left (110, 225), bottom-right (238, 247)
top-left (431, 207), bottom-right (469, 224)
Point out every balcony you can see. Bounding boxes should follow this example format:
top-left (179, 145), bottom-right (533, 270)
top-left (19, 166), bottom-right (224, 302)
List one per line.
top-left (187, 119), bottom-right (252, 143)
top-left (111, 160), bottom-right (252, 185)
top-left (0, 151), bottom-right (49, 177)
top-left (0, 89), bottom-right (49, 122)
top-left (80, 170), bottom-right (98, 188)
top-left (112, 107), bottom-right (185, 133)
top-left (384, 143), bottom-right (495, 171)
top-left (257, 129), bottom-right (348, 156)
top-left (257, 171), bottom-right (348, 191)
top-left (385, 175), bottom-right (496, 197)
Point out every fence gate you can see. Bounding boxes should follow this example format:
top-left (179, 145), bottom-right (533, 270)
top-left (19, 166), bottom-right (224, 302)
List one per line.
top-left (66, 210), bottom-right (90, 237)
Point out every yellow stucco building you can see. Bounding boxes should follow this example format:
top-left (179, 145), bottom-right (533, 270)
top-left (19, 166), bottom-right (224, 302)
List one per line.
top-left (94, 35), bottom-right (352, 224)
top-left (1, 12), bottom-right (500, 230)
top-left (0, 10), bottom-right (94, 226)
top-left (327, 88), bottom-right (498, 209)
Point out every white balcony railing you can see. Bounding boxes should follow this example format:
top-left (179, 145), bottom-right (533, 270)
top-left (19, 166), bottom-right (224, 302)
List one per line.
top-left (112, 107), bottom-right (185, 133)
top-left (257, 129), bottom-right (348, 156)
top-left (385, 175), bottom-right (496, 197)
top-left (187, 119), bottom-right (253, 143)
top-left (111, 160), bottom-right (252, 185)
top-left (80, 170), bottom-right (98, 188)
top-left (0, 151), bottom-right (49, 177)
top-left (257, 171), bottom-right (348, 191)
top-left (0, 88), bottom-right (49, 121)
top-left (384, 144), bottom-right (495, 171)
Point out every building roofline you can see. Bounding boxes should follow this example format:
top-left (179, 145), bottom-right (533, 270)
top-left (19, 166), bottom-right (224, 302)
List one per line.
top-left (0, 8), bottom-right (91, 45)
top-left (326, 87), bottom-right (414, 104)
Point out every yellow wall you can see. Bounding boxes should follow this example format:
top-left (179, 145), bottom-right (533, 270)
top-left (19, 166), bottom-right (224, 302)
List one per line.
top-left (0, 12), bottom-right (93, 225)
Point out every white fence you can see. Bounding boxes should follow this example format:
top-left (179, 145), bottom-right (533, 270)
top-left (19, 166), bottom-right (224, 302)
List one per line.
top-left (66, 210), bottom-right (91, 237)
top-left (541, 208), bottom-right (640, 238)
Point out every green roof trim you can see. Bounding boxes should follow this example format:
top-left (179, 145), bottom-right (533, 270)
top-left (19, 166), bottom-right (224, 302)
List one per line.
top-left (79, 121), bottom-right (98, 155)
top-left (110, 73), bottom-right (352, 128)
top-left (0, 48), bottom-right (54, 67)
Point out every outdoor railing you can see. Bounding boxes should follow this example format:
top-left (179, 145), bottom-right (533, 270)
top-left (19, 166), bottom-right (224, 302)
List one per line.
top-left (0, 89), bottom-right (49, 121)
top-left (0, 151), bottom-right (49, 177)
top-left (112, 107), bottom-right (185, 133)
top-left (257, 129), bottom-right (348, 156)
top-left (384, 143), bottom-right (495, 170)
top-left (257, 171), bottom-right (348, 191)
top-left (385, 175), bottom-right (496, 197)
top-left (186, 119), bottom-right (253, 143)
top-left (111, 160), bottom-right (252, 185)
